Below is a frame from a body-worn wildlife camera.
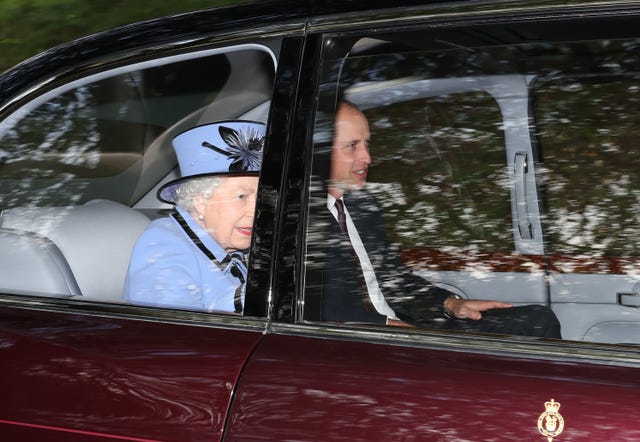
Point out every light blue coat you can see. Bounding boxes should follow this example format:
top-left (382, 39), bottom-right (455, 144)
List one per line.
top-left (124, 206), bottom-right (247, 312)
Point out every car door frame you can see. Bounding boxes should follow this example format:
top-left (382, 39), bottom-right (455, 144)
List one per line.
top-left (0, 5), bottom-right (309, 441)
top-left (239, 2), bottom-right (640, 440)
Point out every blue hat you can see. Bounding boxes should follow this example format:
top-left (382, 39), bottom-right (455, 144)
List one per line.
top-left (158, 120), bottom-right (265, 204)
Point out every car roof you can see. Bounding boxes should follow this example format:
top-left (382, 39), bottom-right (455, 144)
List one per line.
top-left (0, 0), bottom-right (630, 109)
top-left (0, 0), bottom-right (304, 107)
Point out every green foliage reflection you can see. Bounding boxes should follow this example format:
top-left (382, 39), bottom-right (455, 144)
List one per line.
top-left (365, 93), bottom-right (512, 252)
top-left (0, 0), bottom-right (246, 72)
top-left (536, 77), bottom-right (640, 258)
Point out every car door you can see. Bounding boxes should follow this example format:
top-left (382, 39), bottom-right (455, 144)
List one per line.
top-left (226, 332), bottom-right (640, 441)
top-left (0, 306), bottom-right (266, 441)
top-left (226, 2), bottom-right (640, 440)
top-left (0, 6), bottom-right (303, 441)
top-left (299, 0), bottom-right (640, 345)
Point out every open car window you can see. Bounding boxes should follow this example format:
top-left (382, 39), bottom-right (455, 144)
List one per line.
top-left (0, 40), bottom-right (280, 311)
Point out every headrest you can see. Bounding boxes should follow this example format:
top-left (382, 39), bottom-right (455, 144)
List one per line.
top-left (0, 228), bottom-right (81, 297)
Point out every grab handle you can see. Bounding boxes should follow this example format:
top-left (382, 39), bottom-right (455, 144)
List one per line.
top-left (514, 152), bottom-right (532, 240)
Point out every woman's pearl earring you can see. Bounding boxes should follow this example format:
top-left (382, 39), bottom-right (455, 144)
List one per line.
top-left (198, 213), bottom-right (204, 221)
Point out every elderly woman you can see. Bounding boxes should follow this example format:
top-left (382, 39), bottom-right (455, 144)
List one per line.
top-left (124, 120), bottom-right (265, 312)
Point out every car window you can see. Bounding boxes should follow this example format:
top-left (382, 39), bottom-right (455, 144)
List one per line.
top-left (362, 91), bottom-right (512, 254)
top-left (303, 27), bottom-right (640, 344)
top-left (0, 39), bottom-right (280, 311)
top-left (534, 71), bottom-right (640, 342)
top-left (0, 44), bottom-right (276, 208)
top-left (535, 76), bottom-right (640, 259)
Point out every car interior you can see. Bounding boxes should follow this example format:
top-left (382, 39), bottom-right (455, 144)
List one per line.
top-left (0, 42), bottom-right (277, 303)
top-left (304, 30), bottom-right (640, 344)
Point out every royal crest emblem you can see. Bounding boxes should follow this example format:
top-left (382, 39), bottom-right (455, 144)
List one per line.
top-left (537, 399), bottom-right (565, 442)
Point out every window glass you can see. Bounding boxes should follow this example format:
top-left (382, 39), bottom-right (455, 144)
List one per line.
top-left (0, 45), bottom-right (276, 208)
top-left (304, 37), bottom-right (542, 330)
top-left (305, 28), bottom-right (640, 344)
top-left (535, 77), bottom-right (640, 260)
top-left (530, 41), bottom-right (640, 343)
top-left (364, 93), bottom-right (510, 253)
top-left (0, 40), bottom-right (279, 311)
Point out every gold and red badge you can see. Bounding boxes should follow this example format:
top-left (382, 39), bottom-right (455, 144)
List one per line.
top-left (537, 399), bottom-right (565, 441)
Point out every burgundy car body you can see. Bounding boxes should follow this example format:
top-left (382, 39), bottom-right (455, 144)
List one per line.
top-left (1, 1), bottom-right (640, 441)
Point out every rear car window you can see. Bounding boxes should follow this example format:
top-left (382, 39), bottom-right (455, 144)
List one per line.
top-left (304, 26), bottom-right (640, 345)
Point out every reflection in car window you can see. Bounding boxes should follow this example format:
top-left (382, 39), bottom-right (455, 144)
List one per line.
top-left (0, 46), bottom-right (276, 208)
top-left (0, 41), bottom-right (279, 309)
top-left (305, 30), bottom-right (640, 344)
top-left (536, 77), bottom-right (640, 259)
top-left (363, 93), bottom-right (511, 253)
top-left (306, 97), bottom-right (560, 337)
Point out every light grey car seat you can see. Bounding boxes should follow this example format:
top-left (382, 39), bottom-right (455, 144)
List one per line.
top-left (0, 199), bottom-right (150, 301)
top-left (0, 228), bottom-right (81, 297)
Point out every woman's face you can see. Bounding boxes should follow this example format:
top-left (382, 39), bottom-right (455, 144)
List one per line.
top-left (194, 176), bottom-right (259, 252)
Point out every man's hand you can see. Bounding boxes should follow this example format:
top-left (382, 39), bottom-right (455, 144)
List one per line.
top-left (387, 318), bottom-right (414, 327)
top-left (444, 297), bottom-right (512, 321)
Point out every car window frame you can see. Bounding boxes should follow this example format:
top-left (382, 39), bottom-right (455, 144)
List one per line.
top-left (274, 4), bottom-right (640, 368)
top-left (0, 21), bottom-right (307, 326)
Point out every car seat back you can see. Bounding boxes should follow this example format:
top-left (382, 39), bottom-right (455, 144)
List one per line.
top-left (0, 228), bottom-right (81, 297)
top-left (0, 199), bottom-right (150, 301)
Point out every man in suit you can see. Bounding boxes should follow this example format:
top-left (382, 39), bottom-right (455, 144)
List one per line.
top-left (320, 100), bottom-right (561, 337)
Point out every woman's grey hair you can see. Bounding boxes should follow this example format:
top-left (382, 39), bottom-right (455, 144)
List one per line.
top-left (174, 176), bottom-right (223, 211)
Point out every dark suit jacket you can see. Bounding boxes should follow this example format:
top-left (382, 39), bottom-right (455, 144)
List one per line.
top-left (309, 190), bottom-right (453, 326)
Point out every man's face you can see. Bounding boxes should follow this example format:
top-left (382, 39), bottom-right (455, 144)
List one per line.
top-left (196, 175), bottom-right (259, 252)
top-left (329, 104), bottom-right (371, 198)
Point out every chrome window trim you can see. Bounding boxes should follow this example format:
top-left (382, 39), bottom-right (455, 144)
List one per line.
top-left (308, 0), bottom-right (640, 32)
top-left (0, 22), bottom-right (305, 117)
top-left (7, 292), bottom-right (640, 368)
top-left (0, 293), bottom-right (269, 333)
top-left (270, 321), bottom-right (640, 367)
top-left (0, 43), bottom-right (278, 138)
